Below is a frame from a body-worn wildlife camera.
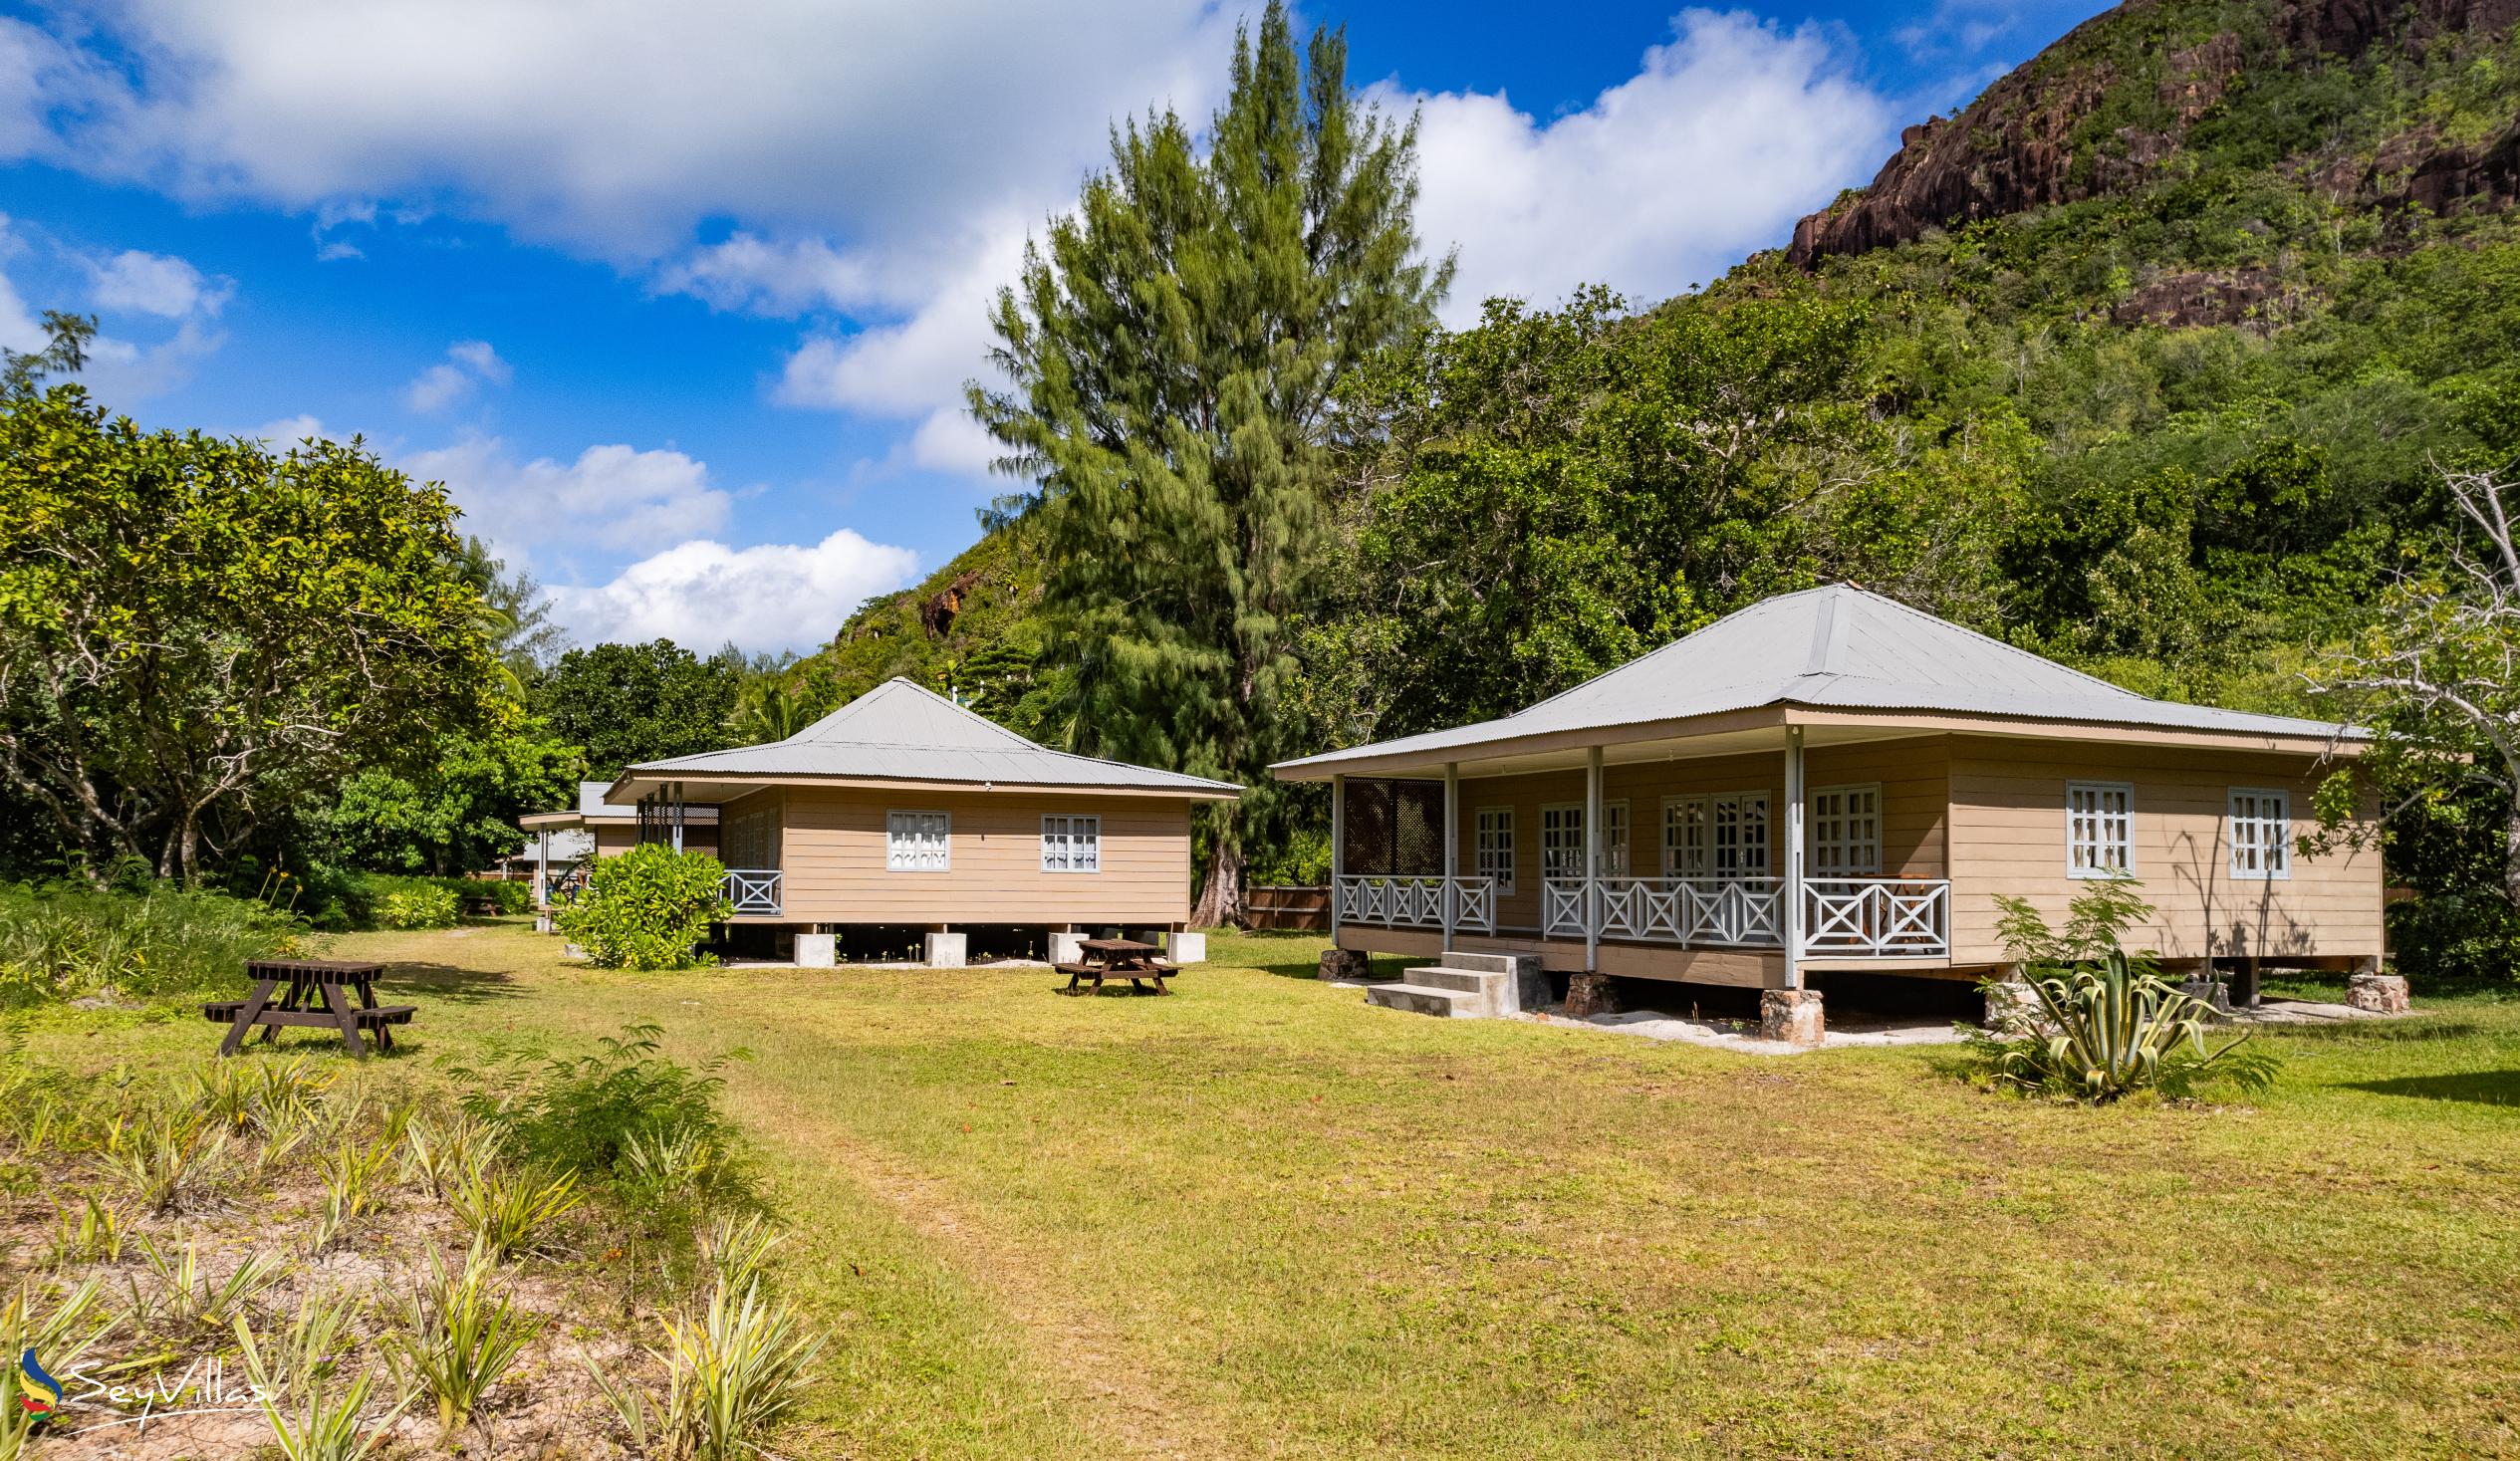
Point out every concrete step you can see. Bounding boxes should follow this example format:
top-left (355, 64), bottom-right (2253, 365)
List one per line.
top-left (1411, 964), bottom-right (1505, 995)
top-left (1437, 951), bottom-right (1527, 976)
top-left (1365, 982), bottom-right (1485, 1018)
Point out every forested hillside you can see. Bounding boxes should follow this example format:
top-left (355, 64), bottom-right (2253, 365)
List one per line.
top-left (759, 0), bottom-right (2520, 953)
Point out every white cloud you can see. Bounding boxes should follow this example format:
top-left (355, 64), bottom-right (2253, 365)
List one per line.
top-left (446, 339), bottom-right (510, 383)
top-left (1404, 9), bottom-right (1895, 323)
top-left (404, 339), bottom-right (510, 412)
top-left (0, 217), bottom-right (42, 353)
top-left (401, 435), bottom-right (730, 560)
top-left (249, 412), bottom-right (328, 445)
top-left (542, 529), bottom-right (918, 653)
top-left (86, 248), bottom-right (233, 318)
top-left (80, 317), bottom-right (227, 400)
top-left (13, 1), bottom-right (1237, 263)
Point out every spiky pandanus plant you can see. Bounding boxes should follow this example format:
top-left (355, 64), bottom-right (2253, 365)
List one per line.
top-left (2000, 949), bottom-right (2276, 1102)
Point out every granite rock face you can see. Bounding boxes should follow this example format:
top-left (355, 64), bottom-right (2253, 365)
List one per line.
top-left (1787, 0), bottom-right (2520, 270)
top-left (1318, 947), bottom-right (1371, 982)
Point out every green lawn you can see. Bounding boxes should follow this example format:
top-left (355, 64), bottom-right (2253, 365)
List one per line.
top-left (38, 922), bottom-right (2520, 1458)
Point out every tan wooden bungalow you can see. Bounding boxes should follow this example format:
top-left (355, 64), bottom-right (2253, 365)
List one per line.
top-left (1272, 585), bottom-right (2383, 1037)
top-left (585, 678), bottom-right (1238, 966)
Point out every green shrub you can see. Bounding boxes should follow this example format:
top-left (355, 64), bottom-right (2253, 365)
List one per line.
top-left (374, 884), bottom-right (460, 930)
top-left (556, 847), bottom-right (730, 970)
top-left (1970, 881), bottom-right (2279, 1102)
top-left (0, 880), bottom-right (307, 1005)
top-left (454, 1023), bottom-right (744, 1188)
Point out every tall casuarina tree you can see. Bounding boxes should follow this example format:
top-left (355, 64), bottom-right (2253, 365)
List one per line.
top-left (972, 2), bottom-right (1448, 925)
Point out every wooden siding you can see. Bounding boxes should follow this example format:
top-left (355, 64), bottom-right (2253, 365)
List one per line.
top-left (775, 787), bottom-right (1193, 926)
top-left (1944, 735), bottom-right (2381, 963)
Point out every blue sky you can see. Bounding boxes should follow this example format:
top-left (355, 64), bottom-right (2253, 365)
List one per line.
top-left (0, 0), bottom-right (2100, 654)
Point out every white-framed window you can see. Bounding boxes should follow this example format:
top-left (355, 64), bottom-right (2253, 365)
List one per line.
top-left (886, 810), bottom-right (950, 871)
top-left (1711, 793), bottom-right (1770, 878)
top-left (1808, 783), bottom-right (1882, 875)
top-left (1540, 801), bottom-right (1629, 878)
top-left (1475, 807), bottom-right (1516, 896)
top-left (2228, 788), bottom-right (2291, 880)
top-left (1604, 800), bottom-right (1631, 876)
top-left (2067, 781), bottom-right (2135, 878)
top-left (1542, 803), bottom-right (1586, 880)
top-left (1663, 796), bottom-right (1709, 877)
top-left (1040, 814), bottom-right (1100, 873)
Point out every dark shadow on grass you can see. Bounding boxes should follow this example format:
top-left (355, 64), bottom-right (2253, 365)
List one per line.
top-left (374, 960), bottom-right (528, 1006)
top-left (2343, 1071), bottom-right (2520, 1106)
top-left (2265, 1018), bottom-right (2483, 1045)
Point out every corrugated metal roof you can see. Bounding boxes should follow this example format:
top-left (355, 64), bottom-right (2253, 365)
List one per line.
top-left (1275, 584), bottom-right (2359, 772)
top-left (623, 678), bottom-right (1240, 794)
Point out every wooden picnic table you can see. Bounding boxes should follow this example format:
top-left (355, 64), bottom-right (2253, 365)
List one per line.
top-left (1058, 937), bottom-right (1177, 996)
top-left (201, 958), bottom-right (414, 1058)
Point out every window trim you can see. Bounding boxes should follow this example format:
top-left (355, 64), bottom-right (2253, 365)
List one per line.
top-left (2065, 780), bottom-right (2137, 880)
top-left (1806, 781), bottom-right (1884, 876)
top-left (1040, 813), bottom-right (1100, 874)
top-left (1474, 806), bottom-right (1516, 897)
top-left (885, 809), bottom-right (951, 872)
top-left (2227, 787), bottom-right (2292, 881)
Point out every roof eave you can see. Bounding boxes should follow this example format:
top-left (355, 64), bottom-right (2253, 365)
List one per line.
top-left (1273, 701), bottom-right (2365, 781)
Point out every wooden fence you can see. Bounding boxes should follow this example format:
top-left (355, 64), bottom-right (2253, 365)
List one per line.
top-left (1243, 883), bottom-right (1330, 931)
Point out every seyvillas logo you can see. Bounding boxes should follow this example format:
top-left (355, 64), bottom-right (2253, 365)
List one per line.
top-left (17, 1347), bottom-right (62, 1417)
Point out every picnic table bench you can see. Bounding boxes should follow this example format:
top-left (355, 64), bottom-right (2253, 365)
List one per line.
top-left (460, 893), bottom-right (504, 918)
top-left (201, 958), bottom-right (413, 1058)
top-left (1057, 937), bottom-right (1178, 996)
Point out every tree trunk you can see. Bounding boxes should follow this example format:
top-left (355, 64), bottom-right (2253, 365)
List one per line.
top-left (2505, 781), bottom-right (2520, 909)
top-left (1191, 828), bottom-right (1244, 930)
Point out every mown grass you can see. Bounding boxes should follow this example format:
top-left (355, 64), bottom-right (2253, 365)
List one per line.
top-left (24, 921), bottom-right (2519, 1458)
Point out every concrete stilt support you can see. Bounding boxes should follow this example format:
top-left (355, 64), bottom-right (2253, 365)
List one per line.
top-left (1048, 930), bottom-right (1087, 965)
top-left (1760, 988), bottom-right (1825, 1047)
top-left (923, 931), bottom-right (968, 968)
top-left (1563, 971), bottom-right (1619, 1019)
top-left (795, 931), bottom-right (837, 968)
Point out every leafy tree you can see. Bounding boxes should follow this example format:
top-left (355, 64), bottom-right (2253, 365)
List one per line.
top-left (529, 640), bottom-right (741, 780)
top-left (972, 1), bottom-right (1448, 924)
top-left (0, 319), bottom-right (503, 880)
top-left (449, 535), bottom-right (568, 686)
top-left (326, 728), bottom-right (581, 875)
top-left (2311, 466), bottom-right (2520, 905)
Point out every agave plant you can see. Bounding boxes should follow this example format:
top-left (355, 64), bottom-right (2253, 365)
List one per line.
top-left (588, 1277), bottom-right (822, 1461)
top-left (310, 1140), bottom-right (397, 1254)
top-left (1996, 949), bottom-right (2277, 1102)
top-left (234, 1294), bottom-right (410, 1461)
top-left (447, 1160), bottom-right (582, 1262)
top-left (127, 1231), bottom-right (290, 1338)
top-left (385, 1242), bottom-right (542, 1440)
top-left (94, 1107), bottom-right (228, 1214)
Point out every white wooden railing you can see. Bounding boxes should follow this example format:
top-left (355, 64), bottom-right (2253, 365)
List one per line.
top-left (1803, 878), bottom-right (1949, 956)
top-left (724, 868), bottom-right (783, 916)
top-left (1591, 876), bottom-right (1787, 947)
top-left (1539, 874), bottom-right (1947, 957)
top-left (1334, 875), bottom-right (1497, 935)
